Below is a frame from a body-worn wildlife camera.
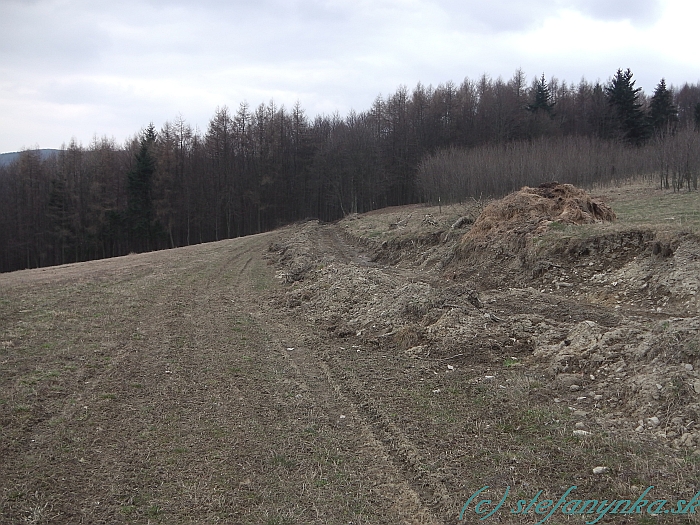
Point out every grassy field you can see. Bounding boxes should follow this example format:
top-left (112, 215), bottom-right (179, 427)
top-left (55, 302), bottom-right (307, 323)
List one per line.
top-left (0, 236), bottom-right (398, 523)
top-left (2, 180), bottom-right (700, 524)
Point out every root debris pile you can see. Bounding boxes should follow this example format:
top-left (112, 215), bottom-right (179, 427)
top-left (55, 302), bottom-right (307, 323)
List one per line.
top-left (464, 182), bottom-right (616, 242)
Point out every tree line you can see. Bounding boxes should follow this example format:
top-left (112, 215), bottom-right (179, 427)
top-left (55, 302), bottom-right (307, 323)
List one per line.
top-left (1, 69), bottom-right (700, 273)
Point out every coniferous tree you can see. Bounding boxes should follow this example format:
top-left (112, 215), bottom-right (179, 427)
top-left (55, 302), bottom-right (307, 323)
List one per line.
top-left (46, 177), bottom-right (73, 264)
top-left (528, 73), bottom-right (555, 114)
top-left (606, 68), bottom-right (649, 145)
top-left (649, 78), bottom-right (678, 135)
top-left (127, 123), bottom-right (158, 251)
top-left (527, 73), bottom-right (557, 138)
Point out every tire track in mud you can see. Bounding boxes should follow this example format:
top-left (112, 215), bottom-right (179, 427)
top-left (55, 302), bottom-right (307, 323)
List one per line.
top-left (316, 224), bottom-right (437, 287)
top-left (319, 353), bottom-right (455, 522)
top-left (164, 233), bottom-right (444, 523)
top-left (318, 226), bottom-right (376, 267)
top-left (323, 353), bottom-right (454, 514)
top-left (273, 224), bottom-right (458, 523)
top-left (273, 339), bottom-right (444, 525)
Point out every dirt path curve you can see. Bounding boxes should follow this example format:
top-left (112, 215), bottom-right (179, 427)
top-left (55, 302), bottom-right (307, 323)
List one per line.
top-left (1, 229), bottom-right (443, 524)
top-left (316, 227), bottom-right (377, 267)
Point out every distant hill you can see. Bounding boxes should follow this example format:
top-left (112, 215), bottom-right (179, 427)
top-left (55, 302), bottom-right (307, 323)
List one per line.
top-left (0, 149), bottom-right (60, 167)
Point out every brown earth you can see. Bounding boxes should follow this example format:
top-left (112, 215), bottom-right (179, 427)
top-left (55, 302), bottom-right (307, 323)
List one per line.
top-left (2, 182), bottom-right (700, 524)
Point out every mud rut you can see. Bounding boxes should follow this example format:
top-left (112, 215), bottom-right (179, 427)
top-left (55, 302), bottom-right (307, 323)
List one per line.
top-left (1, 228), bottom-right (449, 524)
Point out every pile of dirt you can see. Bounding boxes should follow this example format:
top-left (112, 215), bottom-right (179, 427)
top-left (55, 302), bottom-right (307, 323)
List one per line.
top-left (463, 182), bottom-right (616, 242)
top-left (267, 214), bottom-right (700, 453)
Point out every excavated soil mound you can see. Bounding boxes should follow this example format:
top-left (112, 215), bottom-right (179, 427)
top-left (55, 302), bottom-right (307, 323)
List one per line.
top-left (463, 182), bottom-right (616, 242)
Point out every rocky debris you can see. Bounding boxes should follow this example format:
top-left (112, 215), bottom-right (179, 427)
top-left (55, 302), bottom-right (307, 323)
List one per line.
top-left (451, 216), bottom-right (473, 229)
top-left (389, 213), bottom-right (413, 230)
top-left (268, 193), bottom-right (700, 452)
top-left (422, 214), bottom-right (438, 226)
top-left (534, 317), bottom-right (700, 435)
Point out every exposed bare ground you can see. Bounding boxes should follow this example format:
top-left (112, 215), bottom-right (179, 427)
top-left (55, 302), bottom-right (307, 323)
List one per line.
top-left (2, 181), bottom-right (700, 524)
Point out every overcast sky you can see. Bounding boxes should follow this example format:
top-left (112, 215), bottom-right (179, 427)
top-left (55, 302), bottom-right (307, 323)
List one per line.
top-left (1, 0), bottom-right (698, 153)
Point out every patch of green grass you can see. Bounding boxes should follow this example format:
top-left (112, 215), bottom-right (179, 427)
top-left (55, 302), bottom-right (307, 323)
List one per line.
top-left (519, 408), bottom-right (558, 426)
top-left (120, 505), bottom-right (135, 515)
top-left (684, 338), bottom-right (700, 357)
top-left (613, 189), bottom-right (700, 232)
top-left (17, 368), bottom-right (61, 385)
top-left (271, 454), bottom-right (296, 469)
top-left (209, 425), bottom-right (227, 439)
top-left (251, 264), bottom-right (274, 291)
top-left (146, 504), bottom-right (163, 517)
top-left (684, 452), bottom-right (700, 465)
top-left (434, 409), bottom-right (457, 423)
top-left (548, 220), bottom-right (568, 231)
top-left (642, 518), bottom-right (664, 525)
top-left (266, 517), bottom-right (294, 525)
top-left (6, 490), bottom-right (24, 501)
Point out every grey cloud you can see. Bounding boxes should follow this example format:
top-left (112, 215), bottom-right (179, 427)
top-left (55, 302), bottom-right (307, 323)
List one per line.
top-left (0, 0), bottom-right (683, 153)
top-left (438, 0), bottom-right (664, 33)
top-left (0, 2), bottom-right (105, 70)
top-left (439, 0), bottom-right (557, 32)
top-left (568, 0), bottom-right (664, 24)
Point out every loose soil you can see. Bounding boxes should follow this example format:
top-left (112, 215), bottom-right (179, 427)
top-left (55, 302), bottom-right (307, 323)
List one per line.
top-left (2, 181), bottom-right (700, 524)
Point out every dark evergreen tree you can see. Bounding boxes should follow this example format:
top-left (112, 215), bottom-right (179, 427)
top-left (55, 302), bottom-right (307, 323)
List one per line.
top-left (127, 123), bottom-right (158, 251)
top-left (528, 73), bottom-right (555, 114)
top-left (649, 78), bottom-right (678, 135)
top-left (695, 102), bottom-right (700, 131)
top-left (46, 177), bottom-right (74, 264)
top-left (605, 68), bottom-right (649, 145)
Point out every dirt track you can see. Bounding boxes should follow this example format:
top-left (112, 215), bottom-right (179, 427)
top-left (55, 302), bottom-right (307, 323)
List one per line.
top-left (0, 228), bottom-right (452, 524)
top-left (3, 185), bottom-right (700, 524)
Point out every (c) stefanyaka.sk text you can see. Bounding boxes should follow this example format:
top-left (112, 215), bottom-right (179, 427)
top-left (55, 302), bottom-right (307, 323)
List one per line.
top-left (459, 485), bottom-right (700, 524)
